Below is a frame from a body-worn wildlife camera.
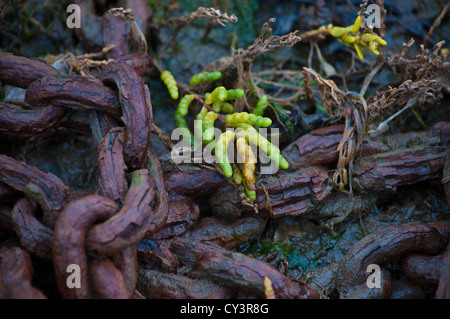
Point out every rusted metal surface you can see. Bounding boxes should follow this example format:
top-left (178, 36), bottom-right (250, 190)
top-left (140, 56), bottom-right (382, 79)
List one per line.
top-left (138, 267), bottom-right (232, 299)
top-left (282, 125), bottom-right (389, 171)
top-left (191, 248), bottom-right (319, 299)
top-left (25, 75), bottom-right (121, 118)
top-left (52, 195), bottom-right (120, 298)
top-left (210, 166), bottom-right (332, 219)
top-left (352, 146), bottom-right (448, 192)
top-left (0, 155), bottom-right (69, 227)
top-left (144, 149), bottom-right (169, 238)
top-left (0, 183), bottom-right (21, 203)
top-left (0, 102), bottom-right (68, 137)
top-left (85, 170), bottom-right (156, 258)
top-left (0, 247), bottom-right (46, 299)
top-left (335, 223), bottom-right (446, 298)
top-left (11, 197), bottom-right (53, 262)
top-left (180, 216), bottom-right (266, 250)
top-left (0, 52), bottom-right (58, 88)
top-left (97, 127), bottom-right (128, 204)
top-left (100, 61), bottom-right (152, 169)
top-left (401, 253), bottom-right (442, 286)
top-left (0, 205), bottom-right (14, 232)
top-left (436, 242), bottom-right (450, 299)
top-left (137, 239), bottom-right (179, 273)
top-left (153, 196), bottom-right (199, 239)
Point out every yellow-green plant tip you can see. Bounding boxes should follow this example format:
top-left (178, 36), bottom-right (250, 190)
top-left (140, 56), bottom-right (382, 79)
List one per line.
top-left (225, 112), bottom-right (271, 128)
top-left (352, 16), bottom-right (361, 33)
top-left (225, 89), bottom-right (245, 101)
top-left (189, 75), bottom-right (199, 86)
top-left (354, 43), bottom-right (364, 60)
top-left (232, 164), bottom-right (243, 185)
top-left (233, 175), bottom-right (243, 185)
top-left (377, 36), bottom-right (387, 46)
top-left (361, 33), bottom-right (378, 43)
top-left (196, 106), bottom-right (208, 120)
top-left (205, 86), bottom-right (227, 104)
top-left (170, 91), bottom-right (178, 99)
top-left (262, 118), bottom-right (272, 127)
top-left (212, 101), bottom-right (222, 112)
top-left (203, 112), bottom-right (216, 125)
top-left (258, 95), bottom-right (268, 105)
top-left (279, 156), bottom-right (289, 169)
top-left (161, 70), bottom-right (179, 100)
top-left (161, 70), bottom-right (169, 78)
top-left (220, 162), bottom-right (233, 177)
top-left (202, 111), bottom-right (218, 142)
top-left (237, 113), bottom-right (248, 122)
top-left (194, 107), bottom-right (208, 143)
top-left (369, 41), bottom-right (380, 55)
top-left (341, 34), bottom-right (356, 44)
top-left (216, 131), bottom-right (235, 177)
top-left (209, 71), bottom-right (222, 80)
top-left (252, 109), bottom-right (263, 116)
top-left (330, 27), bottom-right (345, 37)
top-left (243, 182), bottom-right (256, 201)
top-left (212, 101), bottom-right (234, 113)
top-left (221, 102), bottom-right (234, 114)
top-left (358, 41), bottom-right (369, 50)
top-left (203, 129), bottom-right (213, 142)
top-left (174, 111), bottom-right (186, 128)
top-left (236, 125), bottom-right (284, 167)
top-left (174, 111), bottom-right (193, 146)
top-left (253, 96), bottom-right (269, 116)
top-left (190, 71), bottom-right (223, 85)
top-left (254, 118), bottom-right (262, 127)
top-left (217, 87), bottom-right (227, 101)
top-left (177, 94), bottom-right (195, 116)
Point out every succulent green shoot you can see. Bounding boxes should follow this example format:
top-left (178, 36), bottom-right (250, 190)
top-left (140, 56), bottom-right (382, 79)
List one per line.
top-left (202, 111), bottom-right (218, 143)
top-left (176, 94), bottom-right (195, 116)
top-left (224, 89), bottom-right (245, 101)
top-left (235, 123), bottom-right (289, 169)
top-left (354, 43), bottom-right (364, 60)
top-left (212, 101), bottom-right (234, 114)
top-left (212, 101), bottom-right (222, 112)
top-left (225, 112), bottom-right (272, 128)
top-left (252, 95), bottom-right (268, 116)
top-left (205, 86), bottom-right (227, 104)
top-left (351, 16), bottom-right (361, 33)
top-left (161, 70), bottom-right (179, 99)
top-left (174, 111), bottom-right (193, 146)
top-left (190, 71), bottom-right (222, 86)
top-left (243, 181), bottom-right (256, 200)
top-left (232, 163), bottom-right (243, 185)
top-left (323, 15), bottom-right (387, 60)
top-left (216, 130), bottom-right (236, 177)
